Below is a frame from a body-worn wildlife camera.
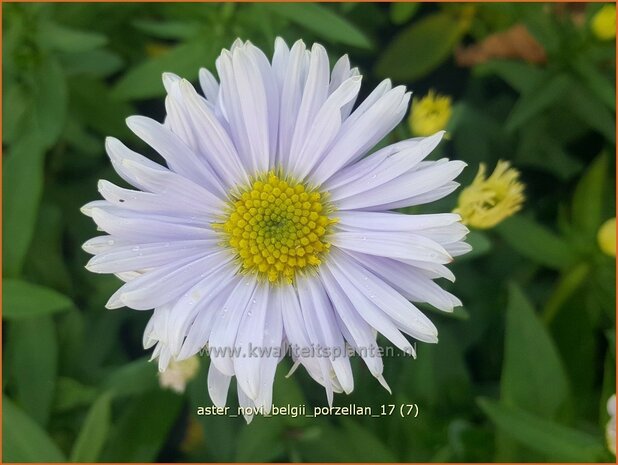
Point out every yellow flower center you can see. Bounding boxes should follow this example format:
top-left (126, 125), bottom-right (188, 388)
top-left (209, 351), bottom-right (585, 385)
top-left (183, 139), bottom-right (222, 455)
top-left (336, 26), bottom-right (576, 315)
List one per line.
top-left (217, 172), bottom-right (337, 283)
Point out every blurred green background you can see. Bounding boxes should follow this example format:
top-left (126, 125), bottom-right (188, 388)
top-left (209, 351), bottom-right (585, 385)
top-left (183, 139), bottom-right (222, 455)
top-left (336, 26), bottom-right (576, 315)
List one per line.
top-left (3, 2), bottom-right (616, 462)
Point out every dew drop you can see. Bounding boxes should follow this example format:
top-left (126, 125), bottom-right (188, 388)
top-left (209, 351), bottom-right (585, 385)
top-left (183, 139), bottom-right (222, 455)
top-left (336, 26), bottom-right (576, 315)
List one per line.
top-left (107, 239), bottom-right (115, 246)
top-left (132, 246), bottom-right (140, 252)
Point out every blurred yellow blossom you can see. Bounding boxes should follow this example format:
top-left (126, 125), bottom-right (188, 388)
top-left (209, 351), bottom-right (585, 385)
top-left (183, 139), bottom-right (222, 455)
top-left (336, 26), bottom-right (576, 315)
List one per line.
top-left (146, 42), bottom-right (171, 58)
top-left (591, 4), bottom-right (616, 40)
top-left (597, 218), bottom-right (616, 256)
top-left (409, 90), bottom-right (453, 137)
top-left (181, 416), bottom-right (205, 454)
top-left (454, 160), bottom-right (525, 229)
top-left (158, 356), bottom-right (200, 394)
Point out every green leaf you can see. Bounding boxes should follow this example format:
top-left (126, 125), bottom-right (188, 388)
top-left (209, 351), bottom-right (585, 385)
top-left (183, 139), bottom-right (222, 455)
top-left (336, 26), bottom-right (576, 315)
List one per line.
top-left (390, 2), bottom-right (420, 25)
top-left (3, 395), bottom-right (66, 462)
top-left (102, 357), bottom-right (158, 398)
top-left (263, 3), bottom-right (371, 49)
top-left (60, 49), bottom-right (123, 78)
top-left (567, 83), bottom-right (616, 144)
top-left (70, 393), bottom-right (113, 462)
top-left (571, 153), bottom-right (608, 238)
top-left (501, 284), bottom-right (570, 418)
top-left (101, 389), bottom-right (183, 462)
top-left (496, 216), bottom-right (578, 270)
top-left (235, 416), bottom-right (285, 462)
top-left (376, 12), bottom-right (465, 81)
top-left (3, 279), bottom-right (73, 319)
top-left (2, 140), bottom-right (46, 277)
top-left (53, 377), bottom-right (98, 413)
top-left (132, 19), bottom-right (201, 40)
top-left (473, 60), bottom-right (545, 94)
top-left (340, 419), bottom-right (397, 462)
top-left (112, 38), bottom-right (220, 100)
top-left (505, 73), bottom-right (570, 132)
top-left (38, 20), bottom-right (107, 53)
top-left (478, 398), bottom-right (604, 461)
top-left (572, 56), bottom-right (616, 111)
top-left (28, 56), bottom-right (69, 147)
top-left (7, 316), bottom-right (58, 426)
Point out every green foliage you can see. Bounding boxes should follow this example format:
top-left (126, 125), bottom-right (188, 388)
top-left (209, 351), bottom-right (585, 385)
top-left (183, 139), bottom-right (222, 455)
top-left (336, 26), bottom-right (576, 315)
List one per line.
top-left (3, 279), bottom-right (73, 319)
top-left (376, 11), bottom-right (467, 80)
top-left (70, 392), bottom-right (113, 462)
top-left (479, 398), bottom-right (606, 461)
top-left (2, 2), bottom-right (615, 463)
top-left (3, 396), bottom-right (66, 462)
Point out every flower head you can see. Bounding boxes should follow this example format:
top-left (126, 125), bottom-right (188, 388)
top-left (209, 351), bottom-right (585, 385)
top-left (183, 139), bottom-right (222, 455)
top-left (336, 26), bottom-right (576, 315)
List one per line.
top-left (158, 355), bottom-right (200, 393)
top-left (598, 218), bottom-right (616, 257)
top-left (82, 38), bottom-right (469, 421)
top-left (607, 394), bottom-right (616, 455)
top-left (591, 4), bottom-right (616, 40)
top-left (454, 160), bottom-right (524, 229)
top-left (409, 90), bottom-right (453, 137)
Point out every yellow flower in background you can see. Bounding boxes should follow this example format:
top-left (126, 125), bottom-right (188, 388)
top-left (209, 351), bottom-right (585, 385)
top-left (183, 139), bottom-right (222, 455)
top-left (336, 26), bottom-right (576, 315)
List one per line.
top-left (591, 4), bottom-right (616, 40)
top-left (454, 160), bottom-right (525, 229)
top-left (145, 42), bottom-right (171, 58)
top-left (158, 355), bottom-right (200, 394)
top-left (181, 417), bottom-right (205, 454)
top-left (597, 218), bottom-right (616, 257)
top-left (409, 90), bottom-right (453, 137)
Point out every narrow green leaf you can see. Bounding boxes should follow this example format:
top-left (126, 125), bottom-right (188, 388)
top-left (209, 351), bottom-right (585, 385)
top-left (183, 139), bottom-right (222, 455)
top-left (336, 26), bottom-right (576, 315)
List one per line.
top-left (70, 393), bottom-right (113, 462)
top-left (390, 2), bottom-right (420, 25)
top-left (568, 84), bottom-right (616, 144)
top-left (7, 316), bottom-right (58, 426)
top-left (478, 398), bottom-right (604, 461)
top-left (3, 395), bottom-right (66, 462)
top-left (112, 39), bottom-right (219, 100)
top-left (571, 153), bottom-right (608, 238)
top-left (132, 19), bottom-right (201, 40)
top-left (53, 377), bottom-right (98, 413)
top-left (572, 56), bottom-right (615, 111)
top-left (60, 49), bottom-right (123, 78)
top-left (101, 389), bottom-right (183, 462)
top-left (235, 416), bottom-right (285, 462)
top-left (473, 60), bottom-right (545, 94)
top-left (102, 357), bottom-right (158, 398)
top-left (3, 141), bottom-right (44, 277)
top-left (376, 12), bottom-right (465, 80)
top-left (29, 56), bottom-right (69, 147)
top-left (38, 20), bottom-right (107, 53)
top-left (3, 279), bottom-right (73, 319)
top-left (501, 284), bottom-right (570, 418)
top-left (340, 419), bottom-right (397, 462)
top-left (496, 215), bottom-right (578, 270)
top-left (505, 73), bottom-right (570, 132)
top-left (264, 3), bottom-right (371, 49)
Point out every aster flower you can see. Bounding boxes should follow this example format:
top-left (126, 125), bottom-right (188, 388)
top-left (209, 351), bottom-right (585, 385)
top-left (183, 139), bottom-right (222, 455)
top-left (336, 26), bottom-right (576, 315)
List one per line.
top-left (454, 160), bottom-right (524, 229)
top-left (82, 38), bottom-right (469, 421)
top-left (408, 90), bottom-right (453, 137)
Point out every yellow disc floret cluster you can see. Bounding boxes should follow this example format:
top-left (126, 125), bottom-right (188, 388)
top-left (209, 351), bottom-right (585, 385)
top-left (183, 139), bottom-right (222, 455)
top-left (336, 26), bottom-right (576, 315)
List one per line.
top-left (217, 172), bottom-right (337, 283)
